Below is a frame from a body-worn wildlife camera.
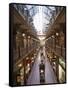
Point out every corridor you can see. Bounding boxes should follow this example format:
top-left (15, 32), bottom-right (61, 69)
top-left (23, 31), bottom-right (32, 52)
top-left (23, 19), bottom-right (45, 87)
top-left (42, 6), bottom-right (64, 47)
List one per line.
top-left (27, 47), bottom-right (57, 85)
top-left (10, 3), bottom-right (66, 86)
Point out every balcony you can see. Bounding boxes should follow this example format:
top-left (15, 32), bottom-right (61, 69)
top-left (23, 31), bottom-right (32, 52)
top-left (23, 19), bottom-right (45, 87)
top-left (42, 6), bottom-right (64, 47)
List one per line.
top-left (46, 44), bottom-right (65, 60)
top-left (46, 7), bottom-right (65, 39)
top-left (55, 46), bottom-right (65, 59)
top-left (13, 43), bottom-right (39, 64)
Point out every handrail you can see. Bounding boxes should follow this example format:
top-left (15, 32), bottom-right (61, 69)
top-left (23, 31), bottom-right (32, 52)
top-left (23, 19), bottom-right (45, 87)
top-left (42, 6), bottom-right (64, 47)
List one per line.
top-left (46, 45), bottom-right (65, 59)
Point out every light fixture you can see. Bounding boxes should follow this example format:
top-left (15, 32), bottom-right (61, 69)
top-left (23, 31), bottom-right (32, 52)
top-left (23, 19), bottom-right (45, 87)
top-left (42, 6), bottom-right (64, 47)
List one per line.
top-left (20, 76), bottom-right (23, 80)
top-left (32, 60), bottom-right (34, 63)
top-left (26, 57), bottom-right (29, 60)
top-left (52, 35), bottom-right (55, 38)
top-left (40, 70), bottom-right (44, 73)
top-left (32, 57), bottom-right (34, 60)
top-left (22, 33), bottom-right (25, 37)
top-left (56, 33), bottom-right (59, 36)
top-left (28, 36), bottom-right (30, 39)
top-left (53, 62), bottom-right (55, 65)
top-left (27, 63), bottom-right (30, 67)
top-left (18, 63), bottom-right (22, 67)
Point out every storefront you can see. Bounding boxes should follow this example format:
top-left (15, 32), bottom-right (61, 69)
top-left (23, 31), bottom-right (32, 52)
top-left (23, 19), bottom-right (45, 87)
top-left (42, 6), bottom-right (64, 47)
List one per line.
top-left (20, 67), bottom-right (24, 85)
top-left (16, 62), bottom-right (25, 85)
top-left (26, 63), bottom-right (31, 75)
top-left (25, 57), bottom-right (31, 79)
top-left (58, 58), bottom-right (65, 83)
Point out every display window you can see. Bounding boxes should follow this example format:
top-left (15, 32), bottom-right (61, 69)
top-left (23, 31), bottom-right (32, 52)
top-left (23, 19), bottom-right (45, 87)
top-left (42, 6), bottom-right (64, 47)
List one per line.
top-left (59, 65), bottom-right (65, 83)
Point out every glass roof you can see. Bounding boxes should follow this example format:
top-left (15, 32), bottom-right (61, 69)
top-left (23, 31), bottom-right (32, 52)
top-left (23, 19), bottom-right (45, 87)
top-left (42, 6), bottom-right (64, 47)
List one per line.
top-left (25, 5), bottom-right (56, 40)
top-left (14, 4), bottom-right (56, 39)
top-left (14, 4), bottom-right (57, 40)
top-left (14, 4), bottom-right (56, 36)
top-left (26, 5), bottom-right (56, 35)
top-left (26, 5), bottom-right (39, 17)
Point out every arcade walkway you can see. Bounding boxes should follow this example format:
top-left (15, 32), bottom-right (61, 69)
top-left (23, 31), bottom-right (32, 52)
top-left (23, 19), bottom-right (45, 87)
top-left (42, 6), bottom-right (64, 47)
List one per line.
top-left (10, 4), bottom-right (66, 86)
top-left (26, 47), bottom-right (57, 85)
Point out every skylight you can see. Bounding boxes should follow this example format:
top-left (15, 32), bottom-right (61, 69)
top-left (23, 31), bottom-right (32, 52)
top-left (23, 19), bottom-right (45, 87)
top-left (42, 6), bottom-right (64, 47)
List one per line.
top-left (33, 6), bottom-right (56, 36)
top-left (33, 6), bottom-right (43, 35)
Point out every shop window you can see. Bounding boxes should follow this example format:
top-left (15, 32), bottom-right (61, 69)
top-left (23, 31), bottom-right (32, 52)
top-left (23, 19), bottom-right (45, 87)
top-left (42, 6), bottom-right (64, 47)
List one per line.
top-left (20, 68), bottom-right (24, 85)
top-left (59, 58), bottom-right (65, 69)
top-left (59, 65), bottom-right (65, 83)
top-left (26, 63), bottom-right (30, 74)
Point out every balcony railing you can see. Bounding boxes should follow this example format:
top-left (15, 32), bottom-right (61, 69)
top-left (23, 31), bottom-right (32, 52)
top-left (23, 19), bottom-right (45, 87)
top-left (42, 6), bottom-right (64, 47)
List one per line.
top-left (13, 43), bottom-right (39, 63)
top-left (55, 46), bottom-right (65, 59)
top-left (46, 44), bottom-right (65, 59)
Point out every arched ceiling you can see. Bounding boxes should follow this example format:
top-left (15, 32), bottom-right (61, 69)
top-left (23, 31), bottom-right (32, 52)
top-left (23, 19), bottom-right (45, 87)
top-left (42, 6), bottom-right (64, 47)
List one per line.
top-left (14, 4), bottom-right (64, 41)
top-left (26, 5), bottom-right (56, 40)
